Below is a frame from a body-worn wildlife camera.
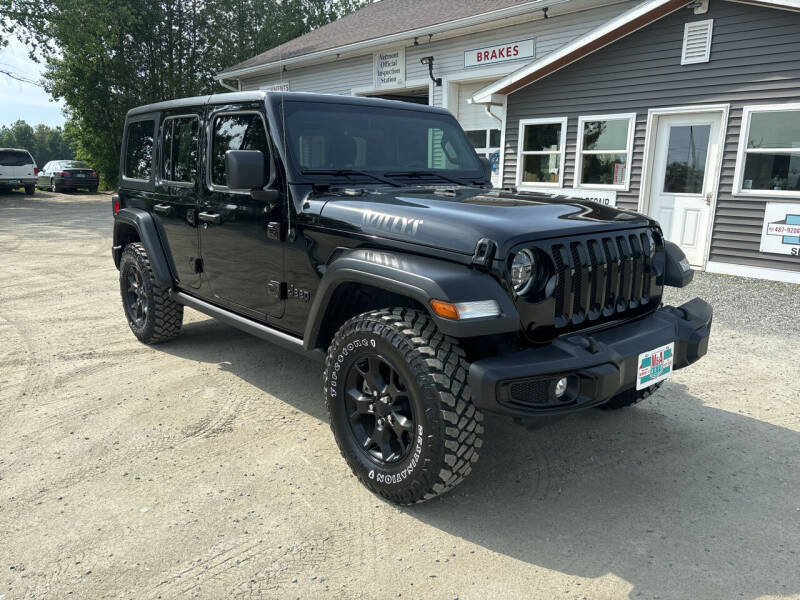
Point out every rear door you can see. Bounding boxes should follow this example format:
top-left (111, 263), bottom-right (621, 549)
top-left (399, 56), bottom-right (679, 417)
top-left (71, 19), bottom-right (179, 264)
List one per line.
top-left (198, 106), bottom-right (284, 319)
top-left (153, 112), bottom-right (202, 289)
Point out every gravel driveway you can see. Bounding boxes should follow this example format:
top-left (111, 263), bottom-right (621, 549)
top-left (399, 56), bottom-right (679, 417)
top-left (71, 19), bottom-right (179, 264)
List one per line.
top-left (1, 190), bottom-right (798, 600)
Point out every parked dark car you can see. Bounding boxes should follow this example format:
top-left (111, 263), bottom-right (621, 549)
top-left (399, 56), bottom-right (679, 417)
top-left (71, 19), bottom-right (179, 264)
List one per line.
top-left (38, 160), bottom-right (99, 192)
top-left (111, 91), bottom-right (712, 504)
top-left (0, 148), bottom-right (37, 194)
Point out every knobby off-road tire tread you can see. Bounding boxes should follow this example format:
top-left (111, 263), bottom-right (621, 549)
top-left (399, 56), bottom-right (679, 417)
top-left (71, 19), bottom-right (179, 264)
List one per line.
top-left (324, 308), bottom-right (483, 504)
top-left (121, 243), bottom-right (183, 344)
top-left (598, 381), bottom-right (664, 410)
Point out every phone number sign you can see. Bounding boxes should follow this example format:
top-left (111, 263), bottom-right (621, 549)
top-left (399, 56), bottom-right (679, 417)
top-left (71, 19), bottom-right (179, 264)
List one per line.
top-left (760, 202), bottom-right (800, 256)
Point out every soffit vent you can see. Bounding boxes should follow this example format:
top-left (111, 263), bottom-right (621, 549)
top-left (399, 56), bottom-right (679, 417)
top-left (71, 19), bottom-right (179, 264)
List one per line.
top-left (682, 19), bottom-right (713, 65)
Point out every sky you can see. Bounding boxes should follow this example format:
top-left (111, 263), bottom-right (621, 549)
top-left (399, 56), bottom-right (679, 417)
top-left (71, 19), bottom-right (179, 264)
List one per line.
top-left (0, 37), bottom-right (66, 128)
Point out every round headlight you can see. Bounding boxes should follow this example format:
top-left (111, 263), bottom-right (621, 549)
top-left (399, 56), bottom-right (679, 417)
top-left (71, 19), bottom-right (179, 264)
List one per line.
top-left (511, 249), bottom-right (536, 294)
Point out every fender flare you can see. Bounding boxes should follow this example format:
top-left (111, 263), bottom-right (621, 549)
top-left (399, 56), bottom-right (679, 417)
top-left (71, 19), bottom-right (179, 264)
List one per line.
top-left (113, 207), bottom-right (174, 288)
top-left (303, 248), bottom-right (520, 350)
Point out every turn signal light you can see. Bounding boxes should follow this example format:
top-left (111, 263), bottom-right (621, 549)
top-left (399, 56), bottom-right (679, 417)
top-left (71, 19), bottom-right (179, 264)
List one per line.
top-left (112, 198), bottom-right (121, 214)
top-left (34, 167), bottom-right (39, 175)
top-left (429, 299), bottom-right (501, 321)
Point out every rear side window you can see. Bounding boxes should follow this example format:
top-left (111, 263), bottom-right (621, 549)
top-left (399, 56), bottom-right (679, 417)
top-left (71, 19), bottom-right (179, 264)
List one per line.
top-left (162, 116), bottom-right (199, 183)
top-left (0, 150), bottom-right (34, 166)
top-left (210, 113), bottom-right (268, 187)
top-left (125, 120), bottom-right (155, 180)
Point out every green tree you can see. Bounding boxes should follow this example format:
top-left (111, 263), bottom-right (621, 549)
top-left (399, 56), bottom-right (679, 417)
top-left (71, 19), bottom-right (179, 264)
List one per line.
top-left (0, 0), bottom-right (368, 187)
top-left (0, 119), bottom-right (75, 165)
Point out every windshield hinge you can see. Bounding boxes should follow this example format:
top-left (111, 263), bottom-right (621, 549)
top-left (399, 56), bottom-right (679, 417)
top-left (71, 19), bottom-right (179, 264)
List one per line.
top-left (472, 238), bottom-right (497, 271)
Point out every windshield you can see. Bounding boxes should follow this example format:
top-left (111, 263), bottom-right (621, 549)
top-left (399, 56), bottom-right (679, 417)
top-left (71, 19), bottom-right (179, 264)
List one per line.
top-left (60, 160), bottom-right (90, 169)
top-left (0, 150), bottom-right (33, 166)
top-left (282, 101), bottom-right (485, 183)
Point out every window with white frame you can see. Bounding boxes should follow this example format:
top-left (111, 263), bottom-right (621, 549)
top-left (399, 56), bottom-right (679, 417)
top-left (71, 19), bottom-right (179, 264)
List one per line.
top-left (516, 117), bottom-right (567, 187)
top-left (575, 113), bottom-right (636, 190)
top-left (734, 104), bottom-right (800, 196)
top-left (464, 128), bottom-right (501, 159)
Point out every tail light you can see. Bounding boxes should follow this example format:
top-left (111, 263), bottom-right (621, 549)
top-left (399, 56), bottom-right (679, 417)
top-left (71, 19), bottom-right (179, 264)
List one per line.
top-left (92, 172), bottom-right (98, 178)
top-left (113, 200), bottom-right (121, 214)
top-left (59, 171), bottom-right (69, 177)
top-left (34, 167), bottom-right (39, 175)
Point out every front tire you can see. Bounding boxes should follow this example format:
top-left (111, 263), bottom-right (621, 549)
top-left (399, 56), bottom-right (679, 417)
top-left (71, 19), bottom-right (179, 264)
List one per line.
top-left (324, 308), bottom-right (483, 504)
top-left (119, 242), bottom-right (183, 344)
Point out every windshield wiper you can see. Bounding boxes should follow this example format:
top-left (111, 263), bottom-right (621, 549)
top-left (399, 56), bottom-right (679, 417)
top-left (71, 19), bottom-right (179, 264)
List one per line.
top-left (301, 169), bottom-right (401, 187)
top-left (382, 170), bottom-right (477, 186)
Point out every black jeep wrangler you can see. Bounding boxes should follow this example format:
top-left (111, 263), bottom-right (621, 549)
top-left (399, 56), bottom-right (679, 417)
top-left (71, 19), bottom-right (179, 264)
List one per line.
top-left (112, 92), bottom-right (712, 504)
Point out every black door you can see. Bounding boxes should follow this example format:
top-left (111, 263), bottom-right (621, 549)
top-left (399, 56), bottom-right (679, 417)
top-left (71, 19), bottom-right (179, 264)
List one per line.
top-left (152, 113), bottom-right (202, 288)
top-left (198, 108), bottom-right (284, 319)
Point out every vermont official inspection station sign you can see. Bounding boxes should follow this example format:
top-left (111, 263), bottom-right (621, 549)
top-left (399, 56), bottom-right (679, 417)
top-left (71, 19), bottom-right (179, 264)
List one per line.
top-left (465, 39), bottom-right (535, 68)
top-left (374, 47), bottom-right (405, 89)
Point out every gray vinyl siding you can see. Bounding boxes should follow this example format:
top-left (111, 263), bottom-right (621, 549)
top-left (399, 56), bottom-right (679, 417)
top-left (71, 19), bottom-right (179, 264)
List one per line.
top-left (504, 0), bottom-right (800, 274)
top-left (238, 1), bottom-right (639, 96)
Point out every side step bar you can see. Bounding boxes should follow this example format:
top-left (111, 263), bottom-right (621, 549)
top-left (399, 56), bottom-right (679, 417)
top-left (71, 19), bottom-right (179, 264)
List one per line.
top-left (172, 292), bottom-right (324, 362)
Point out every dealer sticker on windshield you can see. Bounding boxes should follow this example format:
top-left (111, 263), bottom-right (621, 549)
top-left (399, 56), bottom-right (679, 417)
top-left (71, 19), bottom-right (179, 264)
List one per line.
top-left (636, 342), bottom-right (674, 390)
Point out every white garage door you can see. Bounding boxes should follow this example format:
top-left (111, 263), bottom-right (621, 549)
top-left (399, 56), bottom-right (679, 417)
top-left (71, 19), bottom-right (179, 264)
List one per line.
top-left (458, 81), bottom-right (505, 187)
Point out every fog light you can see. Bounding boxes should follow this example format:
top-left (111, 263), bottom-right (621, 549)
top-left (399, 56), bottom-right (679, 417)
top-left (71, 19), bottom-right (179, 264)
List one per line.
top-left (554, 377), bottom-right (568, 398)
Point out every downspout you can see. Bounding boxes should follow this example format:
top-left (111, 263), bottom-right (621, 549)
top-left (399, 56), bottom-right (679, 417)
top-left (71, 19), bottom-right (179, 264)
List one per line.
top-left (485, 105), bottom-right (502, 125)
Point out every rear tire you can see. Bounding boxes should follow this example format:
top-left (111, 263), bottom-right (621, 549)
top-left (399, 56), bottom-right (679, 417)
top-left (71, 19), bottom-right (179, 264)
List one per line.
top-left (323, 308), bottom-right (483, 504)
top-left (597, 382), bottom-right (663, 410)
top-left (119, 242), bottom-right (183, 344)
top-left (51, 180), bottom-right (61, 193)
top-left (89, 185), bottom-right (98, 193)
top-left (24, 185), bottom-right (35, 195)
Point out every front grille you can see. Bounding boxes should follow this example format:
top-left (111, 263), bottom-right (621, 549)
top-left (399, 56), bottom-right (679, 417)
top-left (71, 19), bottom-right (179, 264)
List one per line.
top-left (549, 229), bottom-right (661, 329)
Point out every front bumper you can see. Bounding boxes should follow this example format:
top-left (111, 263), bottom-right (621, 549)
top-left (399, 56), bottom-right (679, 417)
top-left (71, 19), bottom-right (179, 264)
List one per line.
top-left (469, 298), bottom-right (712, 418)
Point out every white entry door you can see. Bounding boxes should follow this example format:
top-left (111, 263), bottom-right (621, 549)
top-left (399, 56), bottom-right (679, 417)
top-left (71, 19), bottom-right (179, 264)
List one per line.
top-left (648, 112), bottom-right (723, 267)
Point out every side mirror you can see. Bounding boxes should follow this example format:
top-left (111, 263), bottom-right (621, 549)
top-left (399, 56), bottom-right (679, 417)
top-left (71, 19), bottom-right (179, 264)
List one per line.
top-left (225, 150), bottom-right (268, 190)
top-left (479, 156), bottom-right (491, 178)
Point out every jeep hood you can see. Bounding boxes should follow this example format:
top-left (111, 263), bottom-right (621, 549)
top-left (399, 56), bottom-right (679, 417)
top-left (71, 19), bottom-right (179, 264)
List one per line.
top-left (315, 187), bottom-right (657, 257)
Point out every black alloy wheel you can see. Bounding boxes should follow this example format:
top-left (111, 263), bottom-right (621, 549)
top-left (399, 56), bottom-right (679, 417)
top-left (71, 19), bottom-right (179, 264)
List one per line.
top-left (345, 354), bottom-right (416, 465)
top-left (123, 263), bottom-right (149, 328)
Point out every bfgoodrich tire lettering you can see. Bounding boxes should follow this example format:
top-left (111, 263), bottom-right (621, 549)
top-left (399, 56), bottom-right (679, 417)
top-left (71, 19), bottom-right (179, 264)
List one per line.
top-left (119, 242), bottom-right (183, 344)
top-left (324, 308), bottom-right (483, 504)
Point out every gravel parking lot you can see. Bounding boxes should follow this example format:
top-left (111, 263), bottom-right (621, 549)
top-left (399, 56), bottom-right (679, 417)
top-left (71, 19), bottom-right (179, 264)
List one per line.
top-left (1, 190), bottom-right (798, 600)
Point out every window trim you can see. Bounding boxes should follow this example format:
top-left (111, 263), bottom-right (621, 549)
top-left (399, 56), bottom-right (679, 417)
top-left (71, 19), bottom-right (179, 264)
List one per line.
top-left (515, 117), bottom-right (568, 189)
top-left (732, 102), bottom-right (800, 198)
top-left (159, 113), bottom-right (200, 188)
top-left (122, 116), bottom-right (157, 184)
top-left (574, 112), bottom-right (636, 191)
top-left (206, 108), bottom-right (273, 195)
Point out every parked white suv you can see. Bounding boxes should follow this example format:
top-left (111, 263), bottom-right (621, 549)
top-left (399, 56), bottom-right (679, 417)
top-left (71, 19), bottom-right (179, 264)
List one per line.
top-left (0, 148), bottom-right (38, 195)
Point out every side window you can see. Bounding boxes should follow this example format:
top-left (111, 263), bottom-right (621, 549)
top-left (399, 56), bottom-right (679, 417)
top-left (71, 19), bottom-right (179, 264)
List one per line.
top-left (210, 113), bottom-right (268, 187)
top-left (125, 120), bottom-right (155, 180)
top-left (162, 116), bottom-right (199, 183)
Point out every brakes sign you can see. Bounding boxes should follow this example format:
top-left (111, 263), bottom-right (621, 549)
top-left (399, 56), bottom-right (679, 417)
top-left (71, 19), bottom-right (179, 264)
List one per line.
top-left (465, 39), bottom-right (535, 67)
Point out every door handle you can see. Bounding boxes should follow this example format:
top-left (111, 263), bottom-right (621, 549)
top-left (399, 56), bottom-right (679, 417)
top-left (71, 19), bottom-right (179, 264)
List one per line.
top-left (198, 211), bottom-right (221, 225)
top-left (153, 203), bottom-right (173, 216)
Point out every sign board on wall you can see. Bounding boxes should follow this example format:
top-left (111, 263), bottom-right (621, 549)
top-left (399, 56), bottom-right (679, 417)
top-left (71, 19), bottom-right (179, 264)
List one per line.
top-left (549, 188), bottom-right (618, 207)
top-left (374, 48), bottom-right (405, 89)
top-left (260, 82), bottom-right (290, 92)
top-left (760, 202), bottom-right (800, 256)
top-left (465, 39), bottom-right (535, 68)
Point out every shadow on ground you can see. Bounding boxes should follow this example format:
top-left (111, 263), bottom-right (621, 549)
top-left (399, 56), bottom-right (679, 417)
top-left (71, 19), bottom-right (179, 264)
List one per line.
top-left (162, 318), bottom-right (800, 599)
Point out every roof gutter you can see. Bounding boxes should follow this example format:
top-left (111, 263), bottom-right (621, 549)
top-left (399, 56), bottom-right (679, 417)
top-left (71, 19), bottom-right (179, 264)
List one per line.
top-left (215, 0), bottom-right (571, 81)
